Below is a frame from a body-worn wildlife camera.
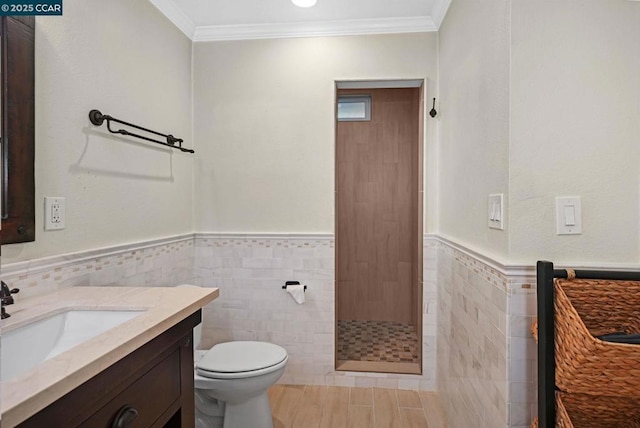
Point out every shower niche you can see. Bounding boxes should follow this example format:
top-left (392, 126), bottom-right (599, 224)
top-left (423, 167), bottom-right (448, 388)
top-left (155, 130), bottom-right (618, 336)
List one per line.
top-left (335, 81), bottom-right (424, 375)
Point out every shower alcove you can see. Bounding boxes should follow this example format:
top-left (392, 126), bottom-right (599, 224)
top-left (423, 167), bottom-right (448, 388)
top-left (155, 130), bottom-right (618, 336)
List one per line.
top-left (335, 80), bottom-right (424, 375)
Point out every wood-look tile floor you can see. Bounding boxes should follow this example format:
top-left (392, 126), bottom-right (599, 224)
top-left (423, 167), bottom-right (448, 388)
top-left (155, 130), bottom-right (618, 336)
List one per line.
top-left (269, 385), bottom-right (447, 428)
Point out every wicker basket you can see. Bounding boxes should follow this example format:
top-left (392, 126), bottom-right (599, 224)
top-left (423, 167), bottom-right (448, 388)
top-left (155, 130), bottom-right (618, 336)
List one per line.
top-left (554, 278), bottom-right (640, 397)
top-left (531, 392), bottom-right (640, 428)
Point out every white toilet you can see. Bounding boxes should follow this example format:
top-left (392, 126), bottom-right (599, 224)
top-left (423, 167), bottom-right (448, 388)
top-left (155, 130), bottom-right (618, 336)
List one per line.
top-left (190, 317), bottom-right (288, 428)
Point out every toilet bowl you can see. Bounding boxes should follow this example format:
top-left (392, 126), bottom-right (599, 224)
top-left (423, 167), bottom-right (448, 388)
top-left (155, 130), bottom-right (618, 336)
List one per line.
top-left (179, 286), bottom-right (288, 428)
top-left (194, 341), bottom-right (288, 428)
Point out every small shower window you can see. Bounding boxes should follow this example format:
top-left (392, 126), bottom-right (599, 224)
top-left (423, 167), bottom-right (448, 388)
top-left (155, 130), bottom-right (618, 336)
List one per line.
top-left (337, 95), bottom-right (371, 121)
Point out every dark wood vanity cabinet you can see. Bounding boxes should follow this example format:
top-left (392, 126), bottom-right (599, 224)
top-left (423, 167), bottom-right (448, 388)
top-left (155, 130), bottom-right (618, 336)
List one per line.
top-left (18, 311), bottom-right (200, 428)
top-left (1, 16), bottom-right (36, 244)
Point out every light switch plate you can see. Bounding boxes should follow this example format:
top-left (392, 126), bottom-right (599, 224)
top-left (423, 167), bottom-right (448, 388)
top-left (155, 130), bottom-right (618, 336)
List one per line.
top-left (44, 197), bottom-right (65, 230)
top-left (556, 196), bottom-right (581, 235)
top-left (488, 194), bottom-right (504, 230)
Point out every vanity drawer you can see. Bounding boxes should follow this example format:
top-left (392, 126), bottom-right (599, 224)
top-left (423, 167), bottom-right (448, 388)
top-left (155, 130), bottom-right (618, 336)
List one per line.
top-left (79, 347), bottom-right (181, 428)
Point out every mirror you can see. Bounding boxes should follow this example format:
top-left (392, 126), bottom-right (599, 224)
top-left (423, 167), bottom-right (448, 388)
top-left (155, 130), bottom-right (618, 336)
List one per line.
top-left (1, 16), bottom-right (35, 244)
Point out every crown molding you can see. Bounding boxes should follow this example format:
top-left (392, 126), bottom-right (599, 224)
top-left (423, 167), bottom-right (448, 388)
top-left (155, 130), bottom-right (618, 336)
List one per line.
top-left (150, 0), bottom-right (443, 41)
top-left (431, 0), bottom-right (453, 29)
top-left (193, 16), bottom-right (436, 42)
top-left (149, 0), bottom-right (196, 39)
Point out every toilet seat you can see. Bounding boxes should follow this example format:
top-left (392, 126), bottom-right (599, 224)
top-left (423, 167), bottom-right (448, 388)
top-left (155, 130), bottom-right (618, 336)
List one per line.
top-left (196, 341), bottom-right (288, 380)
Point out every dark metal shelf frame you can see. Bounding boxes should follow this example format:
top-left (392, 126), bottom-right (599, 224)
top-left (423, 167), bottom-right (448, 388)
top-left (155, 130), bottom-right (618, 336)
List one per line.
top-left (536, 260), bottom-right (640, 427)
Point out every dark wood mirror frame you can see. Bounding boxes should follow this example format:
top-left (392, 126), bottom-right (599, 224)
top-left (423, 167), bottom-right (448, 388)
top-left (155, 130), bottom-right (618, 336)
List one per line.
top-left (1, 16), bottom-right (35, 244)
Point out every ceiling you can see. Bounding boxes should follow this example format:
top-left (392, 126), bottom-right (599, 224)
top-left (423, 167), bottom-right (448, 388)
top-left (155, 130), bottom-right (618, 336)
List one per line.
top-left (150, 0), bottom-right (452, 41)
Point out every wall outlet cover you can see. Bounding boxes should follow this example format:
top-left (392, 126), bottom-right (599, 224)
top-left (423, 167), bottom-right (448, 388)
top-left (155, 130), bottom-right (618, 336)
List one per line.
top-left (556, 196), bottom-right (582, 235)
top-left (44, 197), bottom-right (65, 230)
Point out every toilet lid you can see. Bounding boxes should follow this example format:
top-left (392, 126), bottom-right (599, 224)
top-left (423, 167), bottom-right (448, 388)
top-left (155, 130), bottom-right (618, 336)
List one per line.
top-left (196, 341), bottom-right (287, 374)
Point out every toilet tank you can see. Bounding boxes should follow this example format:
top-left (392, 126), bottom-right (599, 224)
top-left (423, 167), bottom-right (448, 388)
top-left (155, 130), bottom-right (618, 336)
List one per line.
top-left (192, 322), bottom-right (203, 350)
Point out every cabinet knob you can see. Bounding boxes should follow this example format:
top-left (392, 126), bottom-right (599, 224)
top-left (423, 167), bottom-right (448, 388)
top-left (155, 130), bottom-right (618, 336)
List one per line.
top-left (111, 405), bottom-right (139, 428)
top-left (182, 335), bottom-right (191, 347)
top-left (17, 225), bottom-right (26, 235)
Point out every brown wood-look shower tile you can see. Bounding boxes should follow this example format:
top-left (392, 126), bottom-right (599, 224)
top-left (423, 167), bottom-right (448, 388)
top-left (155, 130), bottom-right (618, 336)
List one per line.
top-left (336, 88), bottom-right (421, 325)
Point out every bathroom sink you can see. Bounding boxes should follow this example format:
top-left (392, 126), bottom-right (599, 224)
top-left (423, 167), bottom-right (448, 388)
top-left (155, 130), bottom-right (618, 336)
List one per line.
top-left (1, 309), bottom-right (144, 382)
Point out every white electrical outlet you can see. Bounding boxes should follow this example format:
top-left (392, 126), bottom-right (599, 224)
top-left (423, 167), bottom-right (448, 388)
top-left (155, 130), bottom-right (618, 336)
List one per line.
top-left (44, 197), bottom-right (65, 230)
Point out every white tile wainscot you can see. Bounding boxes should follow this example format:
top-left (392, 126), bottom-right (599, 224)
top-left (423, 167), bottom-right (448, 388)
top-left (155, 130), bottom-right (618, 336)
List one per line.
top-left (436, 239), bottom-right (510, 428)
top-left (0, 235), bottom-right (195, 299)
top-left (507, 274), bottom-right (538, 428)
top-left (433, 235), bottom-right (542, 428)
top-left (193, 233), bottom-right (437, 390)
top-left (0, 230), bottom-right (545, 418)
top-left (193, 234), bottom-right (335, 386)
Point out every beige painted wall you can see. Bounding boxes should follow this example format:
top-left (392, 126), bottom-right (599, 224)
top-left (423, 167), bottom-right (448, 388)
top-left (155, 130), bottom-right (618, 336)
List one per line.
top-left (439, 0), bottom-right (640, 265)
top-left (438, 0), bottom-right (511, 260)
top-left (509, 0), bottom-right (640, 264)
top-left (192, 33), bottom-right (438, 233)
top-left (2, 0), bottom-right (194, 263)
top-left (6, 0), bottom-right (633, 268)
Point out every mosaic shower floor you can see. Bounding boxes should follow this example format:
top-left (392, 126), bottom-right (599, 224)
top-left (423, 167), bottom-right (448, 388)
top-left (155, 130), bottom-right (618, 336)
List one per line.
top-left (337, 320), bottom-right (419, 364)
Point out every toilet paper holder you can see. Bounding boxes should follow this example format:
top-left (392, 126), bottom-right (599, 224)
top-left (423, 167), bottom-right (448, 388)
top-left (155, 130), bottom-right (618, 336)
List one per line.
top-left (282, 281), bottom-right (307, 292)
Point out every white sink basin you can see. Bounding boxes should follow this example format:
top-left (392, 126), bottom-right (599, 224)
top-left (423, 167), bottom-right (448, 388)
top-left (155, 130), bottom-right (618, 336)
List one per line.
top-left (1, 310), bottom-right (144, 382)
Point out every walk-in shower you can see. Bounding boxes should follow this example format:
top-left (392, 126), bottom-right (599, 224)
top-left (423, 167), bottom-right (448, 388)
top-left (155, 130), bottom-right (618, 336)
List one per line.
top-left (335, 80), bottom-right (424, 374)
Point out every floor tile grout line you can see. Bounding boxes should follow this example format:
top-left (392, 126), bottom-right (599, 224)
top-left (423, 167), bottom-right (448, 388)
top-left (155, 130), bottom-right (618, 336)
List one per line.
top-left (272, 385), bottom-right (442, 428)
top-left (372, 387), bottom-right (377, 428)
top-left (422, 407), bottom-right (429, 428)
top-left (396, 389), bottom-right (408, 428)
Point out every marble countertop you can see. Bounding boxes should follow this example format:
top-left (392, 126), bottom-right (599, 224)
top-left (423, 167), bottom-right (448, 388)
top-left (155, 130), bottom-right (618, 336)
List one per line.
top-left (0, 285), bottom-right (219, 427)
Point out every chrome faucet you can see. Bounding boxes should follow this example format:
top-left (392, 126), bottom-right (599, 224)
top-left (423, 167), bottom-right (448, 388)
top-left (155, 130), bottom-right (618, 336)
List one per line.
top-left (1, 281), bottom-right (20, 319)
